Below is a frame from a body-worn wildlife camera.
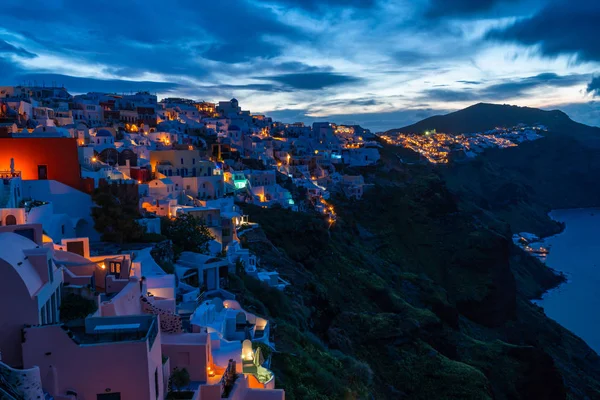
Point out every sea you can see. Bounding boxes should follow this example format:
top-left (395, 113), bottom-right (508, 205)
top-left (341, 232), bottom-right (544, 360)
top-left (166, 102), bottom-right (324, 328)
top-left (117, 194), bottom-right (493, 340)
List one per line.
top-left (533, 208), bottom-right (600, 353)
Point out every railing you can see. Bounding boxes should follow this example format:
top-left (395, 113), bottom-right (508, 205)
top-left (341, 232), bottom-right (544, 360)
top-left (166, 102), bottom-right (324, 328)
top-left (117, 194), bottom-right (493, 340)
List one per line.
top-left (0, 171), bottom-right (21, 179)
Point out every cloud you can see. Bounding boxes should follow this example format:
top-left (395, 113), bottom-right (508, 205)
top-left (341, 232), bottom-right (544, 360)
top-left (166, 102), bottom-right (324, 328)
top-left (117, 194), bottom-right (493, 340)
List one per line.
top-left (14, 73), bottom-right (180, 94)
top-left (480, 73), bottom-right (589, 97)
top-left (0, 40), bottom-right (37, 59)
top-left (421, 89), bottom-right (479, 102)
top-left (487, 2), bottom-right (600, 62)
top-left (260, 72), bottom-right (362, 90)
top-left (425, 0), bottom-right (516, 18)
top-left (422, 73), bottom-right (589, 102)
top-left (268, 106), bottom-right (449, 132)
top-left (587, 77), bottom-right (600, 97)
top-left (546, 101), bottom-right (600, 127)
top-left (267, 0), bottom-right (377, 11)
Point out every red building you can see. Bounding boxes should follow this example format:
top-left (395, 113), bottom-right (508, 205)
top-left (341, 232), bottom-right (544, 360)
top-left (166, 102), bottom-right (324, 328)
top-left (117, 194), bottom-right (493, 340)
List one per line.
top-left (0, 138), bottom-right (82, 189)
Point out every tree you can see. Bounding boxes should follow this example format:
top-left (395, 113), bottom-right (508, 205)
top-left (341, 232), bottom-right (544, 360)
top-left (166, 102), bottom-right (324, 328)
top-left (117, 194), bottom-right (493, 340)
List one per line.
top-left (91, 182), bottom-right (144, 243)
top-left (60, 293), bottom-right (98, 321)
top-left (170, 367), bottom-right (190, 392)
top-left (162, 214), bottom-right (214, 256)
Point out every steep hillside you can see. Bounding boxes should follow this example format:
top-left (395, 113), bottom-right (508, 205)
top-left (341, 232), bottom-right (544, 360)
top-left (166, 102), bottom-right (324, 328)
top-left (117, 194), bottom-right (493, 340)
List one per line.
top-left (387, 103), bottom-right (600, 145)
top-left (384, 103), bottom-right (600, 235)
top-left (231, 165), bottom-right (600, 399)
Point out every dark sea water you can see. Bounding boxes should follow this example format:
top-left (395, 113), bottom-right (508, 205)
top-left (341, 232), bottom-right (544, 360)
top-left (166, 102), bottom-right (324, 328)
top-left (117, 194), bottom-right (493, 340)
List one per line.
top-left (533, 208), bottom-right (600, 353)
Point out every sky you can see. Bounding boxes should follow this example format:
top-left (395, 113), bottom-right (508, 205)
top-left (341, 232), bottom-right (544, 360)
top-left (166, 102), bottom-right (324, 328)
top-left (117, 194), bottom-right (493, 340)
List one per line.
top-left (0, 0), bottom-right (599, 132)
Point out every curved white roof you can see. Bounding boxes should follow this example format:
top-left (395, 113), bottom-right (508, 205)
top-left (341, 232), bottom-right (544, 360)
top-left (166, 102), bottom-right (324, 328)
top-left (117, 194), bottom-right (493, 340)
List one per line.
top-left (0, 233), bottom-right (44, 297)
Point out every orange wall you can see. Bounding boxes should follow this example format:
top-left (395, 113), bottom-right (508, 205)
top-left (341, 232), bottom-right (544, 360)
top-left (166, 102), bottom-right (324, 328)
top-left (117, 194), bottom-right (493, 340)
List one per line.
top-left (0, 138), bottom-right (81, 189)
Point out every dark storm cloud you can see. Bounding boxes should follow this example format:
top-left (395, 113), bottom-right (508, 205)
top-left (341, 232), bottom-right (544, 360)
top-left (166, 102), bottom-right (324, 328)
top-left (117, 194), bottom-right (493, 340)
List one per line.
top-left (423, 73), bottom-right (588, 102)
top-left (481, 73), bottom-right (588, 97)
top-left (0, 40), bottom-right (37, 59)
top-left (267, 106), bottom-right (448, 132)
top-left (261, 72), bottom-right (362, 90)
top-left (0, 57), bottom-right (19, 77)
top-left (319, 97), bottom-right (387, 108)
top-left (209, 83), bottom-right (291, 93)
top-left (425, 0), bottom-right (516, 18)
top-left (0, 0), bottom-right (305, 76)
top-left (14, 73), bottom-right (180, 94)
top-left (587, 77), bottom-right (600, 97)
top-left (487, 2), bottom-right (600, 62)
top-left (552, 101), bottom-right (600, 127)
top-left (422, 89), bottom-right (478, 102)
top-left (268, 0), bottom-right (377, 10)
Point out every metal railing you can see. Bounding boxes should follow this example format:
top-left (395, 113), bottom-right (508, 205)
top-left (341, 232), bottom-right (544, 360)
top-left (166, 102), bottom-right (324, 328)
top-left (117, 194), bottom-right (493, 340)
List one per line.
top-left (0, 171), bottom-right (21, 179)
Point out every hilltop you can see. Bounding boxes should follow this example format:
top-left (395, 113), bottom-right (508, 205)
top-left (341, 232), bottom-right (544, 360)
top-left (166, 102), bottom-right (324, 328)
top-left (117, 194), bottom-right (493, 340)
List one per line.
top-left (387, 103), bottom-right (600, 144)
top-left (383, 103), bottom-right (600, 235)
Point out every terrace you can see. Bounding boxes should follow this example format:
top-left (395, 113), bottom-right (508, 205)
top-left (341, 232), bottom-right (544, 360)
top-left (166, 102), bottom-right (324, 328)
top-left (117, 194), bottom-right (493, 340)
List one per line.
top-left (63, 314), bottom-right (158, 348)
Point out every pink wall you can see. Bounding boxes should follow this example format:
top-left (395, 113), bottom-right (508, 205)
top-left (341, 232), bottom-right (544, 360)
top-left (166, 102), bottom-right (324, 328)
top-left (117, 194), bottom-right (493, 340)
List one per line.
top-left (100, 279), bottom-right (142, 317)
top-left (0, 259), bottom-right (40, 367)
top-left (104, 275), bottom-right (132, 295)
top-left (22, 324), bottom-right (164, 400)
top-left (161, 334), bottom-right (210, 382)
top-left (199, 384), bottom-right (221, 400)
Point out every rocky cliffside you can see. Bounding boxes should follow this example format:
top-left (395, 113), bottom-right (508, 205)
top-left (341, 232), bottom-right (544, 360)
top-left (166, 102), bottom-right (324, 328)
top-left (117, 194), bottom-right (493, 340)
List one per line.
top-left (229, 162), bottom-right (600, 399)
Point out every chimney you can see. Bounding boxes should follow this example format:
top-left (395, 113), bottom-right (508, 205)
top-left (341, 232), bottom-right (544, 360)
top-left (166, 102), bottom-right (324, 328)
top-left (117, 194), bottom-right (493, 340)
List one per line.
top-left (23, 247), bottom-right (53, 284)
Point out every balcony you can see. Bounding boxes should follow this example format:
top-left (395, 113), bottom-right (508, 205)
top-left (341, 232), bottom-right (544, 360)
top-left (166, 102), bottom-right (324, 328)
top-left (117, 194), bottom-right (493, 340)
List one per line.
top-left (63, 315), bottom-right (158, 348)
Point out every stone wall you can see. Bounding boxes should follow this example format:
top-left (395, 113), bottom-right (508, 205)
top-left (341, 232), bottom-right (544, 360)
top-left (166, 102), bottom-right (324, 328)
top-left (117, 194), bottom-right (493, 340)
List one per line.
top-left (141, 296), bottom-right (182, 333)
top-left (0, 361), bottom-right (45, 400)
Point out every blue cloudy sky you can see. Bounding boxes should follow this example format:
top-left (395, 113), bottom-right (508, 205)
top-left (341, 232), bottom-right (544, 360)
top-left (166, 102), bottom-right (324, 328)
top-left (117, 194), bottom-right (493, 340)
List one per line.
top-left (0, 0), bottom-right (599, 131)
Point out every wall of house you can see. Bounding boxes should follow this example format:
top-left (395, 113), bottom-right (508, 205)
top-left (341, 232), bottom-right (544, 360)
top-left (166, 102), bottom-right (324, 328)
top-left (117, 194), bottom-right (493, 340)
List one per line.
top-left (100, 279), bottom-right (142, 317)
top-left (182, 175), bottom-right (224, 199)
top-left (141, 297), bottom-right (182, 333)
top-left (0, 138), bottom-right (81, 189)
top-left (22, 180), bottom-right (98, 240)
top-left (150, 149), bottom-right (202, 176)
top-left (0, 259), bottom-right (40, 367)
top-left (22, 324), bottom-right (162, 400)
top-left (161, 336), bottom-right (209, 382)
top-left (0, 208), bottom-right (26, 226)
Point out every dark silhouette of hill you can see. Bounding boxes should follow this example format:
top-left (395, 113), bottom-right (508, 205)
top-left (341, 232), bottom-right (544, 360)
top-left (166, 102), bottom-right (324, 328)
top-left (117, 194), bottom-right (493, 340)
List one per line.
top-left (388, 103), bottom-right (600, 145)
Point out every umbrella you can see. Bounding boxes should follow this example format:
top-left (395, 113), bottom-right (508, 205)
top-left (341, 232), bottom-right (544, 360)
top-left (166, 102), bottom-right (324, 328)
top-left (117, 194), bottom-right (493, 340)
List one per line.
top-left (254, 347), bottom-right (264, 367)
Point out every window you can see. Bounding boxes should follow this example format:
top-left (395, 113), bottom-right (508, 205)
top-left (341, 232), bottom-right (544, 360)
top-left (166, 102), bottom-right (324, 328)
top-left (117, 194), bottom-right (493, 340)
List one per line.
top-left (192, 158), bottom-right (195, 164)
top-left (109, 262), bottom-right (121, 275)
top-left (186, 185), bottom-right (191, 190)
top-left (181, 158), bottom-right (184, 165)
top-left (61, 225), bottom-right (65, 235)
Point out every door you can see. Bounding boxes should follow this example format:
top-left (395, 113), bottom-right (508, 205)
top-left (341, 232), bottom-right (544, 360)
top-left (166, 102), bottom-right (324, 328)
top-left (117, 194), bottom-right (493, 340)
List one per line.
top-left (97, 393), bottom-right (121, 400)
top-left (37, 165), bottom-right (48, 180)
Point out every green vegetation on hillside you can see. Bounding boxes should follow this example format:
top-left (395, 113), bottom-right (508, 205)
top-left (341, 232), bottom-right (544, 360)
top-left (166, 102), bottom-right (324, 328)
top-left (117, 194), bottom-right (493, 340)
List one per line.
top-left (230, 158), bottom-right (600, 399)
